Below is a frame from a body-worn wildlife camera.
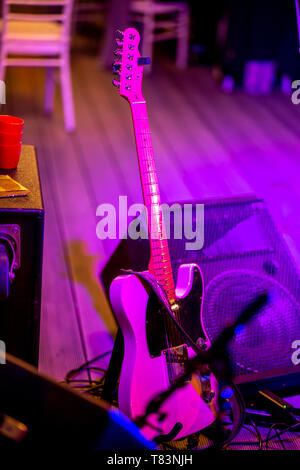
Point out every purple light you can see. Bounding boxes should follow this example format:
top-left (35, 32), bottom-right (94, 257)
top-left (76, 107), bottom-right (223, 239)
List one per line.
top-left (220, 387), bottom-right (234, 399)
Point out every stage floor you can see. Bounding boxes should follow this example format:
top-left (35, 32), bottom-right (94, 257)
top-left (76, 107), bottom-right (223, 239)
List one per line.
top-left (4, 45), bottom-right (300, 385)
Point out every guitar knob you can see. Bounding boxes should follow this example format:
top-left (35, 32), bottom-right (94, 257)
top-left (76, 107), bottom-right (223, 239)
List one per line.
top-left (196, 337), bottom-right (208, 350)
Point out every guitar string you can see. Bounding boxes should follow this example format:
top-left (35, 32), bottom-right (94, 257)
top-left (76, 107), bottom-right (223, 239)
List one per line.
top-left (143, 131), bottom-right (175, 301)
top-left (137, 118), bottom-right (181, 377)
top-left (141, 127), bottom-right (176, 382)
top-left (135, 118), bottom-right (175, 372)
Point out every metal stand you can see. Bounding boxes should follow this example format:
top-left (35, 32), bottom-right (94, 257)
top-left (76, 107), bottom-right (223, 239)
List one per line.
top-left (101, 328), bottom-right (124, 403)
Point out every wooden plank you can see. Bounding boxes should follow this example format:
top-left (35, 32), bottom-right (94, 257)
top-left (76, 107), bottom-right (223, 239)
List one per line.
top-left (3, 51), bottom-right (300, 380)
top-left (178, 66), bottom-right (300, 264)
top-left (34, 66), bottom-right (117, 365)
top-left (74, 56), bottom-right (193, 245)
top-left (5, 67), bottom-right (86, 379)
top-left (151, 66), bottom-right (252, 199)
top-left (72, 57), bottom-right (135, 261)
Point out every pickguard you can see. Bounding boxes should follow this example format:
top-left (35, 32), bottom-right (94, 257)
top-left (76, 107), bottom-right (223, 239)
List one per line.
top-left (146, 266), bottom-right (205, 358)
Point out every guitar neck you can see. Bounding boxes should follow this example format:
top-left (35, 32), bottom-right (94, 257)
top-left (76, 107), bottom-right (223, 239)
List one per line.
top-left (130, 100), bottom-right (176, 305)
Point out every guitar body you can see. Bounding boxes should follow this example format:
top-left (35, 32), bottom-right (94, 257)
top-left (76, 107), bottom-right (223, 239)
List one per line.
top-left (110, 263), bottom-right (218, 440)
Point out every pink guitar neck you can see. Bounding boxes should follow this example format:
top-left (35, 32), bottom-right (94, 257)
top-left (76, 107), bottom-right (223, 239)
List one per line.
top-left (130, 100), bottom-right (176, 305)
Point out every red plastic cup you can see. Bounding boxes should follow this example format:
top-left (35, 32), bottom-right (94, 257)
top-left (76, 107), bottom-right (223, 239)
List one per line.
top-left (0, 115), bottom-right (24, 134)
top-left (0, 131), bottom-right (22, 145)
top-left (0, 142), bottom-right (22, 169)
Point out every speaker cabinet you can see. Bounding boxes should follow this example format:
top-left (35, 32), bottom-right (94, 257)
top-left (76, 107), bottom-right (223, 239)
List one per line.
top-left (0, 146), bottom-right (44, 366)
top-left (0, 354), bottom-right (152, 449)
top-left (102, 196), bottom-right (300, 381)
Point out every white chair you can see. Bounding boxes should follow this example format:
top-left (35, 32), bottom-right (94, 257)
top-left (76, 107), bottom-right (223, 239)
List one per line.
top-left (0, 0), bottom-right (75, 132)
top-left (130, 0), bottom-right (189, 71)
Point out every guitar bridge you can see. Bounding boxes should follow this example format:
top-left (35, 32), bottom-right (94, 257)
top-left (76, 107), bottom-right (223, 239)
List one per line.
top-left (163, 345), bottom-right (189, 384)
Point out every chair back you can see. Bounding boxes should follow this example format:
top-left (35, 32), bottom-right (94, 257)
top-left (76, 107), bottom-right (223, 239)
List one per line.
top-left (1, 0), bottom-right (74, 41)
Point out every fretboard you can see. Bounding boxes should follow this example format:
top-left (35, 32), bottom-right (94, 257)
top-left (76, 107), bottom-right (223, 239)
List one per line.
top-left (130, 100), bottom-right (176, 305)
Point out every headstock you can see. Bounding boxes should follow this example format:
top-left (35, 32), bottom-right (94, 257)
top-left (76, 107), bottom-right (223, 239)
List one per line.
top-left (112, 28), bottom-right (150, 103)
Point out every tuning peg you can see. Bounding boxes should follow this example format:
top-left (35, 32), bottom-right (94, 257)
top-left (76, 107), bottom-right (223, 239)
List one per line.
top-left (112, 79), bottom-right (120, 88)
top-left (112, 59), bottom-right (122, 68)
top-left (116, 29), bottom-right (124, 38)
top-left (112, 64), bottom-right (121, 74)
top-left (115, 38), bottom-right (123, 47)
top-left (114, 49), bottom-right (123, 57)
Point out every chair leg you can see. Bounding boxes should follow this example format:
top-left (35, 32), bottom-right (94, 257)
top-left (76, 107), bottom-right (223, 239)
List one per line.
top-left (44, 67), bottom-right (56, 115)
top-left (59, 55), bottom-right (75, 132)
top-left (176, 9), bottom-right (189, 69)
top-left (0, 51), bottom-right (6, 110)
top-left (0, 49), bottom-right (7, 83)
top-left (142, 15), bottom-right (154, 73)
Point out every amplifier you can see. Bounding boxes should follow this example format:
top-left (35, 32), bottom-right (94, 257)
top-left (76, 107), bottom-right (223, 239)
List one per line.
top-left (0, 353), bottom-right (154, 449)
top-left (101, 196), bottom-right (300, 385)
top-left (0, 145), bottom-right (44, 366)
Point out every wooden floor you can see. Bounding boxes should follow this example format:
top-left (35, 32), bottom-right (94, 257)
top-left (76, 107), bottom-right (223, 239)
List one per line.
top-left (4, 41), bottom-right (300, 381)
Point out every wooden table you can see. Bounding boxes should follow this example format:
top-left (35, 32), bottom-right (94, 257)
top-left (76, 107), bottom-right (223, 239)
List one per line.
top-left (0, 145), bottom-right (44, 366)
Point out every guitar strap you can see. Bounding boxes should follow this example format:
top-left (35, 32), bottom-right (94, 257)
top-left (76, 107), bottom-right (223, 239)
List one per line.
top-left (120, 269), bottom-right (245, 447)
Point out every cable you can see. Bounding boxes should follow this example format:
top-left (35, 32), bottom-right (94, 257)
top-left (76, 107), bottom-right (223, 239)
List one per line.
top-left (264, 422), bottom-right (300, 450)
top-left (273, 426), bottom-right (287, 450)
top-left (65, 351), bottom-right (111, 384)
top-left (64, 351), bottom-right (112, 397)
top-left (226, 420), bottom-right (300, 450)
top-left (246, 417), bottom-right (263, 450)
top-left (265, 423), bottom-right (286, 450)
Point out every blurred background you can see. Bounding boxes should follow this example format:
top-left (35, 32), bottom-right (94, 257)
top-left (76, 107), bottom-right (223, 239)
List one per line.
top-left (1, 0), bottom-right (300, 383)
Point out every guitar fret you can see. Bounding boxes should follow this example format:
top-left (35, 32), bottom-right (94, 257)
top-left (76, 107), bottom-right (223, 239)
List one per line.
top-left (153, 253), bottom-right (171, 260)
top-left (142, 168), bottom-right (155, 173)
top-left (150, 236), bottom-right (167, 241)
top-left (154, 269), bottom-right (173, 276)
top-left (143, 182), bottom-right (159, 188)
top-left (151, 260), bottom-right (171, 265)
top-left (151, 250), bottom-right (171, 256)
top-left (143, 174), bottom-right (158, 180)
top-left (131, 101), bottom-right (176, 304)
top-left (151, 258), bottom-right (172, 263)
top-left (150, 231), bottom-right (167, 236)
top-left (156, 277), bottom-right (174, 285)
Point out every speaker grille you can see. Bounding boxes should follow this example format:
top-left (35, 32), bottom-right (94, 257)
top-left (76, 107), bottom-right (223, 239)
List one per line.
top-left (203, 270), bottom-right (300, 376)
top-left (102, 196), bottom-right (300, 382)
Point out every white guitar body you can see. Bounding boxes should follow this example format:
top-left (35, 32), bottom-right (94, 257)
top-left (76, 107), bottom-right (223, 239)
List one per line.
top-left (110, 263), bottom-right (218, 441)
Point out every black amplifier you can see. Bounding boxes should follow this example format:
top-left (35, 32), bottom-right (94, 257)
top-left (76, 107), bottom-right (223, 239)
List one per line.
top-left (0, 145), bottom-right (44, 366)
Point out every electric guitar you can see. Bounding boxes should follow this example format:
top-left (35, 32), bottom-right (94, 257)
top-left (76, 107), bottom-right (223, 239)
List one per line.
top-left (110, 28), bottom-right (218, 441)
